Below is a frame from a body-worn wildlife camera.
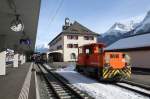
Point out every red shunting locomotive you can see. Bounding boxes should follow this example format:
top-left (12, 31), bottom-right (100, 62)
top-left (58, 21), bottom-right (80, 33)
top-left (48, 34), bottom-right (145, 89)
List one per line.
top-left (76, 43), bottom-right (131, 81)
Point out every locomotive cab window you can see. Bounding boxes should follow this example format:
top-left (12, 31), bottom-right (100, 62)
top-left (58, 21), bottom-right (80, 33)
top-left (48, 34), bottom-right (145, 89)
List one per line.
top-left (99, 48), bottom-right (103, 54)
top-left (79, 47), bottom-right (83, 54)
top-left (85, 49), bottom-right (89, 54)
top-left (85, 48), bottom-right (93, 54)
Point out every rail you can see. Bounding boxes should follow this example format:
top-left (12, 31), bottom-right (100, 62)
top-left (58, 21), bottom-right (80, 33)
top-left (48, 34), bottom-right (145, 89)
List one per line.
top-left (37, 63), bottom-right (93, 99)
top-left (114, 82), bottom-right (150, 97)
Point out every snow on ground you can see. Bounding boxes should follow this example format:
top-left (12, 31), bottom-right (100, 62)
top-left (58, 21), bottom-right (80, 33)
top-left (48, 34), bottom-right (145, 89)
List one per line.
top-left (56, 65), bottom-right (149, 99)
top-left (57, 64), bottom-right (75, 71)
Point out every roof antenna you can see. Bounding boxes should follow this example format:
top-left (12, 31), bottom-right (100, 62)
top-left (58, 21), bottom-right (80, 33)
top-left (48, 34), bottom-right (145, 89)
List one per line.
top-left (62, 17), bottom-right (71, 31)
top-left (65, 17), bottom-right (70, 26)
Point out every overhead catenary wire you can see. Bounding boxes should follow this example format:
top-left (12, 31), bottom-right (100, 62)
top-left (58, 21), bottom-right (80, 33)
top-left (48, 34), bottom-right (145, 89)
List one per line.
top-left (35, 0), bottom-right (64, 49)
top-left (49, 0), bottom-right (64, 26)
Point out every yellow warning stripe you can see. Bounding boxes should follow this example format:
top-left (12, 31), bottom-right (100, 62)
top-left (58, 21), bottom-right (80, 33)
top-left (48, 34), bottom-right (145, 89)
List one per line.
top-left (103, 70), bottom-right (112, 79)
top-left (103, 69), bottom-right (109, 76)
top-left (108, 70), bottom-right (116, 78)
top-left (121, 69), bottom-right (131, 78)
top-left (113, 70), bottom-right (119, 76)
top-left (102, 67), bottom-right (131, 79)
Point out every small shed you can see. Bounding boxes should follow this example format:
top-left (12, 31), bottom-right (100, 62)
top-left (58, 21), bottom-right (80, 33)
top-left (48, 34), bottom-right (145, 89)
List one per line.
top-left (106, 33), bottom-right (150, 69)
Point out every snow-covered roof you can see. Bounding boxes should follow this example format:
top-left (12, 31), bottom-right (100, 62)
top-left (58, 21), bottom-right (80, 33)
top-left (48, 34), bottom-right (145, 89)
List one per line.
top-left (106, 33), bottom-right (150, 51)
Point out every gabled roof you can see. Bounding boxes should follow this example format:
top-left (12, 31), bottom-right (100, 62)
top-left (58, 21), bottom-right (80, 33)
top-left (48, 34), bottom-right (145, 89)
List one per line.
top-left (48, 21), bottom-right (99, 45)
top-left (106, 33), bottom-right (150, 52)
top-left (63, 21), bottom-right (98, 35)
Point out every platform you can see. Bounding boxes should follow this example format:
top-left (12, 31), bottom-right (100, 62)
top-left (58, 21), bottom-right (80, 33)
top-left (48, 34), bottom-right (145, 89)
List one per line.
top-left (0, 62), bottom-right (36, 99)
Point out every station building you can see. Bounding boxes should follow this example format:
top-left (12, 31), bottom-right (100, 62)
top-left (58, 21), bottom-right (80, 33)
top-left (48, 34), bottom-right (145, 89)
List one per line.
top-left (48, 18), bottom-right (99, 62)
top-left (106, 33), bottom-right (150, 69)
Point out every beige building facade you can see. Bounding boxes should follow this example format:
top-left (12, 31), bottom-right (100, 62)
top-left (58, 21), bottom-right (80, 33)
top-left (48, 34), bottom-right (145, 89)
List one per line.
top-left (48, 18), bottom-right (98, 62)
top-left (127, 50), bottom-right (150, 68)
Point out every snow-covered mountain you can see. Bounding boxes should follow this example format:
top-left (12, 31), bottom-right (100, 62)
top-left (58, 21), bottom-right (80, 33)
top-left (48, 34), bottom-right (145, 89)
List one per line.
top-left (104, 16), bottom-right (144, 36)
top-left (133, 11), bottom-right (150, 34)
top-left (98, 13), bottom-right (146, 46)
top-left (35, 44), bottom-right (49, 53)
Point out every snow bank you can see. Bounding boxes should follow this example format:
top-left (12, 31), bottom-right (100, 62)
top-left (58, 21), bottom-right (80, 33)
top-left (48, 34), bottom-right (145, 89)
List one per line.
top-left (57, 64), bottom-right (75, 71)
top-left (56, 65), bottom-right (149, 99)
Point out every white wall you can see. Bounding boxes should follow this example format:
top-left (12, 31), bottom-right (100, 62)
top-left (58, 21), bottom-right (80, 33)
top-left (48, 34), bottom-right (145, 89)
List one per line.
top-left (49, 34), bottom-right (97, 62)
top-left (63, 35), bottom-right (97, 61)
top-left (13, 54), bottom-right (19, 68)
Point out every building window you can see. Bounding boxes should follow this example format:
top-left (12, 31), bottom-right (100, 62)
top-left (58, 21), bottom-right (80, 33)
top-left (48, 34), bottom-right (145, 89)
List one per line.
top-left (70, 53), bottom-right (76, 59)
top-left (67, 35), bottom-right (78, 40)
top-left (57, 45), bottom-right (62, 50)
top-left (67, 35), bottom-right (72, 39)
top-left (74, 35), bottom-right (78, 40)
top-left (67, 44), bottom-right (78, 48)
top-left (84, 36), bottom-right (94, 40)
top-left (89, 36), bottom-right (94, 40)
top-left (84, 36), bottom-right (89, 40)
top-left (67, 44), bottom-right (73, 48)
top-left (74, 44), bottom-right (78, 48)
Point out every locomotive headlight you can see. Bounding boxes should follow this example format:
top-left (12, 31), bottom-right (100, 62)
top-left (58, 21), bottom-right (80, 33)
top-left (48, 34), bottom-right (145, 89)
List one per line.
top-left (124, 54), bottom-right (131, 66)
top-left (122, 59), bottom-right (125, 62)
top-left (105, 55), bottom-right (110, 64)
top-left (104, 55), bottom-right (110, 68)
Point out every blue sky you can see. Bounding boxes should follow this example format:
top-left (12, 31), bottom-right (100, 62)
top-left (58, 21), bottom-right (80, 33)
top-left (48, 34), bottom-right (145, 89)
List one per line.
top-left (35, 0), bottom-right (150, 48)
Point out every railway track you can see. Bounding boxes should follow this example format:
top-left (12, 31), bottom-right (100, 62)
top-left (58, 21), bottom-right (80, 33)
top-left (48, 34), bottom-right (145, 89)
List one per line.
top-left (37, 63), bottom-right (93, 99)
top-left (121, 80), bottom-right (150, 90)
top-left (81, 70), bottom-right (150, 97)
top-left (114, 82), bottom-right (150, 97)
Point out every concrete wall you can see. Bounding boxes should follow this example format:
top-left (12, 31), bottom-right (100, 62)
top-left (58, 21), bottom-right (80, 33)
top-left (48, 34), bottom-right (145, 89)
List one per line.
top-left (127, 50), bottom-right (150, 68)
top-left (0, 51), bottom-right (6, 75)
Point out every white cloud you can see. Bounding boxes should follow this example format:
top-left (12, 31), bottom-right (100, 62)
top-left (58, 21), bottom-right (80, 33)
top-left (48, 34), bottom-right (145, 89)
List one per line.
top-left (119, 14), bottom-right (145, 24)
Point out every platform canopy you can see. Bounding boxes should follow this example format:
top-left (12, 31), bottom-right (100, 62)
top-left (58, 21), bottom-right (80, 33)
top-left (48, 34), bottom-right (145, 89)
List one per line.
top-left (0, 0), bottom-right (41, 53)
